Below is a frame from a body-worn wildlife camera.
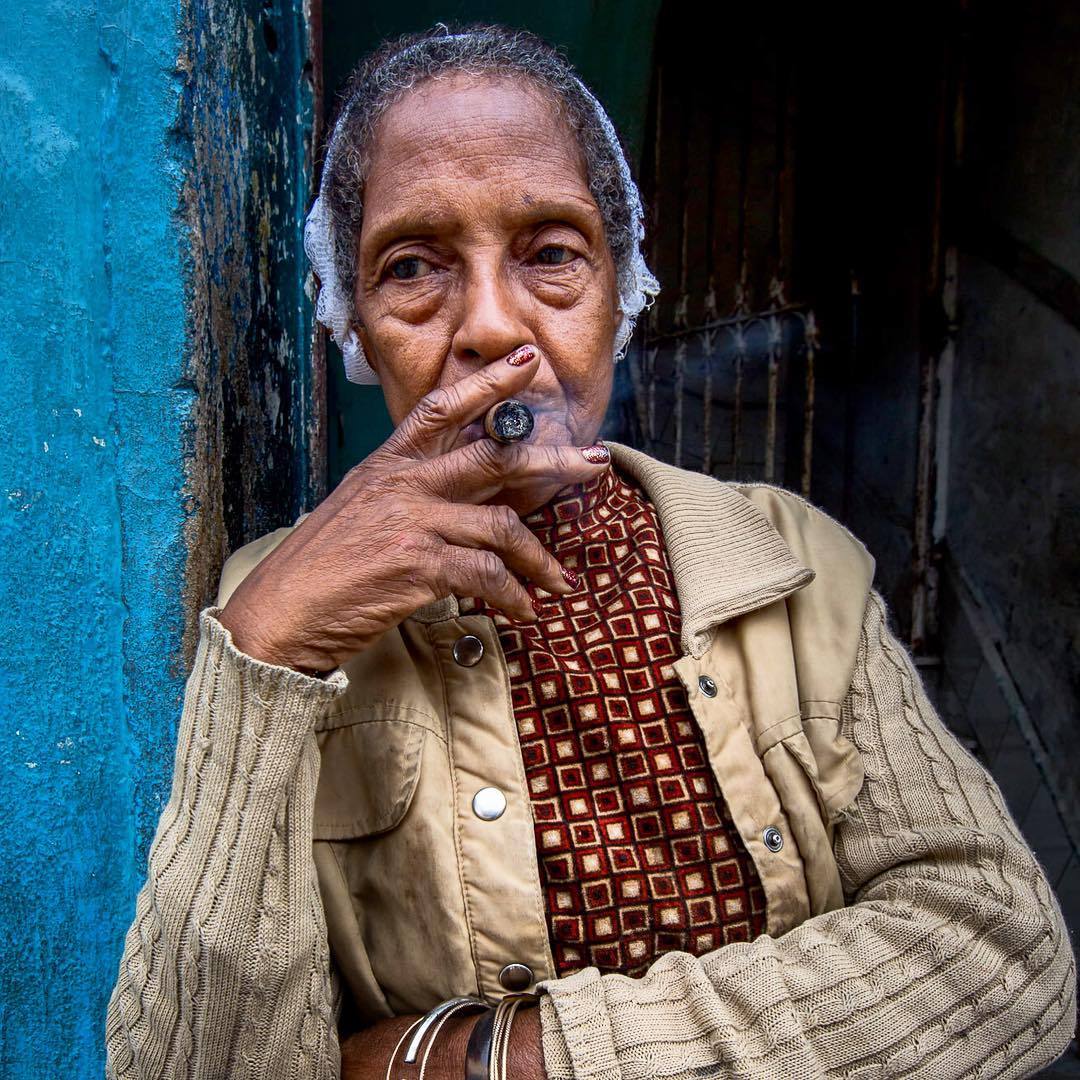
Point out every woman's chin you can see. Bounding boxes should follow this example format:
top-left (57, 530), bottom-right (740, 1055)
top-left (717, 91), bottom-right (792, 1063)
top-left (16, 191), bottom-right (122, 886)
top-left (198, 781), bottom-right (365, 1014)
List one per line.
top-left (486, 479), bottom-right (563, 518)
top-left (485, 476), bottom-right (567, 521)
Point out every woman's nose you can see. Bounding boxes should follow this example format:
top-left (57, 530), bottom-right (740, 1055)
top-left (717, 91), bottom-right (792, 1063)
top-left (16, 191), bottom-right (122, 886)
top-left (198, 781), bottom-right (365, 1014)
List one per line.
top-left (450, 262), bottom-right (532, 365)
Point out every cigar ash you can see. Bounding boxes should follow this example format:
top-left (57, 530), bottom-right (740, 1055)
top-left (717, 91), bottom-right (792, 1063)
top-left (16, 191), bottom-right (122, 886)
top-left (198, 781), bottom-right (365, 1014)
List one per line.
top-left (483, 399), bottom-right (535, 443)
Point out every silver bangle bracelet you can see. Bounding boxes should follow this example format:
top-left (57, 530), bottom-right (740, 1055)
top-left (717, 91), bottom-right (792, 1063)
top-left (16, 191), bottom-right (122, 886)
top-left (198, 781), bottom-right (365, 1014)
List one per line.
top-left (404, 996), bottom-right (487, 1063)
top-left (488, 992), bottom-right (541, 1080)
top-left (385, 994), bottom-right (488, 1080)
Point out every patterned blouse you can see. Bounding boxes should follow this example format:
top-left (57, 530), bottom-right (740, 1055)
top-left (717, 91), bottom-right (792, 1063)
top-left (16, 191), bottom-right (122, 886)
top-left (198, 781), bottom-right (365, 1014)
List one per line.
top-left (459, 461), bottom-right (766, 978)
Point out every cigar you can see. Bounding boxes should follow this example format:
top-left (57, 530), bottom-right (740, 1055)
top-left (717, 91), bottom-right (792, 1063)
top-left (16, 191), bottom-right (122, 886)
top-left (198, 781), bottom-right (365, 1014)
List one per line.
top-left (483, 399), bottom-right (535, 444)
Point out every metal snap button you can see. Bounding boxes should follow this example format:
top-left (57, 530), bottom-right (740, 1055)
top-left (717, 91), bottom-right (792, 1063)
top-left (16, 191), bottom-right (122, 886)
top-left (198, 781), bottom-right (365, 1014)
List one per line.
top-left (472, 787), bottom-right (507, 821)
top-left (763, 825), bottom-right (784, 852)
top-left (698, 674), bottom-right (718, 697)
top-left (499, 963), bottom-right (534, 991)
top-left (453, 634), bottom-right (485, 667)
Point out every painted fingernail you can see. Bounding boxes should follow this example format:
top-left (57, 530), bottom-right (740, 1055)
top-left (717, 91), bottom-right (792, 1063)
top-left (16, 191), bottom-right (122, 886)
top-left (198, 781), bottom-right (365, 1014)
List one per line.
top-left (506, 345), bottom-right (537, 366)
top-left (581, 443), bottom-right (610, 464)
top-left (531, 598), bottom-right (545, 617)
top-left (561, 566), bottom-right (580, 589)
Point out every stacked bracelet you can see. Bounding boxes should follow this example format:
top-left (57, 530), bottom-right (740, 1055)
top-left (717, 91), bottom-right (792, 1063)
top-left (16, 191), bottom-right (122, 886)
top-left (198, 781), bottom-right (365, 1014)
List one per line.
top-left (385, 996), bottom-right (488, 1080)
top-left (464, 992), bottom-right (541, 1080)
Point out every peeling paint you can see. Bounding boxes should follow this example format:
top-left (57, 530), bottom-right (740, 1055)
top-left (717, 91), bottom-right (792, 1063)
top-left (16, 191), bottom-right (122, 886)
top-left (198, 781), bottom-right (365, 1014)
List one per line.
top-left (178, 0), bottom-right (321, 666)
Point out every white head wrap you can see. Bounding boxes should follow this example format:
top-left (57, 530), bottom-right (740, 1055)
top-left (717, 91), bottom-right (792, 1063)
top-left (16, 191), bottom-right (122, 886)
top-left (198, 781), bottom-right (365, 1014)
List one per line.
top-left (303, 44), bottom-right (660, 385)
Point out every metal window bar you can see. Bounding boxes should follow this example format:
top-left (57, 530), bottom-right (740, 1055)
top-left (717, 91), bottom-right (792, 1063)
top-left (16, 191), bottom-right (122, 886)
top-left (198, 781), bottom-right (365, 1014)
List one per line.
top-left (634, 305), bottom-right (817, 496)
top-left (636, 43), bottom-right (817, 498)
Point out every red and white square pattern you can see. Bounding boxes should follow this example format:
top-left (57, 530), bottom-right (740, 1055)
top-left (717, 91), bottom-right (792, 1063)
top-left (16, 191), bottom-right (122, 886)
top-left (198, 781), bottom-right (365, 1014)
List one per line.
top-left (461, 465), bottom-right (766, 977)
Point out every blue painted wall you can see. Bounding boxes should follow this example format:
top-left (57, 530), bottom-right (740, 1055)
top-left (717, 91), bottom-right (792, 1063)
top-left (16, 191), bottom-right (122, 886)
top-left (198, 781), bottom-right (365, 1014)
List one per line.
top-left (0, 0), bottom-right (320, 1068)
top-left (0, 1), bottom-right (190, 1074)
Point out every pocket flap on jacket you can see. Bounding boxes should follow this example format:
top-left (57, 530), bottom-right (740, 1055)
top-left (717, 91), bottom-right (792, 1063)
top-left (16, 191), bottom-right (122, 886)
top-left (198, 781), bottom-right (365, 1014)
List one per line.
top-left (798, 715), bottom-right (865, 823)
top-left (313, 718), bottom-right (426, 840)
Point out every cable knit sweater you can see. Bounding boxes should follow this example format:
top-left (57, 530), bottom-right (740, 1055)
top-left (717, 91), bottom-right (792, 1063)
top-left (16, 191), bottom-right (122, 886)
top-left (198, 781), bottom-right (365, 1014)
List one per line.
top-left (105, 538), bottom-right (1077, 1078)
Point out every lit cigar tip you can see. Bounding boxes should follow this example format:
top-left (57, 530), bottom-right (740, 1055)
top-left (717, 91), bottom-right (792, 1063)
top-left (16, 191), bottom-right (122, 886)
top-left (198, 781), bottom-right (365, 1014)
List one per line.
top-left (484, 399), bottom-right (535, 443)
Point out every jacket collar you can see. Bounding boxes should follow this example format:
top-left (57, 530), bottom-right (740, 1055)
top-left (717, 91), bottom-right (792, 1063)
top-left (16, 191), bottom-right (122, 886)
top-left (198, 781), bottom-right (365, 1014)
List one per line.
top-left (408, 440), bottom-right (815, 658)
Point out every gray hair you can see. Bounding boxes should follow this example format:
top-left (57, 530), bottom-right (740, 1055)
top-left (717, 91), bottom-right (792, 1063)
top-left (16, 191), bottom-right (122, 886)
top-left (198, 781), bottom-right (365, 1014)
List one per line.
top-left (304, 21), bottom-right (660, 384)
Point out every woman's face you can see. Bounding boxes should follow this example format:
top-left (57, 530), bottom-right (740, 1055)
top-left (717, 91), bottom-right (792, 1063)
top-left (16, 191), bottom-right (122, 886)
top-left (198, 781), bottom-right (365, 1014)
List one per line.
top-left (352, 71), bottom-right (621, 515)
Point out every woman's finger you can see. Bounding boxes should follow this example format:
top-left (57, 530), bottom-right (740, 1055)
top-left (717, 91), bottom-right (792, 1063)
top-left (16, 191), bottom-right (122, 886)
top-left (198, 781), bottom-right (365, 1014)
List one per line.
top-left (384, 344), bottom-right (541, 460)
top-left (431, 503), bottom-right (575, 597)
top-left (431, 544), bottom-right (539, 625)
top-left (412, 438), bottom-right (611, 505)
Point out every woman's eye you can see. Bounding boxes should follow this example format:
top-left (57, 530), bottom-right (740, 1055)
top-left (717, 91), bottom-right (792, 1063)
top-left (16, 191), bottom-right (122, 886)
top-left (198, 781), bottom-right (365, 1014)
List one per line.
top-left (534, 245), bottom-right (576, 267)
top-left (386, 255), bottom-right (435, 281)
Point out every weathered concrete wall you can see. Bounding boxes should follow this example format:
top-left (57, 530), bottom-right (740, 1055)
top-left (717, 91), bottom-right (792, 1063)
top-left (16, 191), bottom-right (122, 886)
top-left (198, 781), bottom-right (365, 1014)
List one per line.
top-left (943, 0), bottom-right (1080, 830)
top-left (0, 0), bottom-right (317, 1074)
top-left (0, 1), bottom-right (189, 1074)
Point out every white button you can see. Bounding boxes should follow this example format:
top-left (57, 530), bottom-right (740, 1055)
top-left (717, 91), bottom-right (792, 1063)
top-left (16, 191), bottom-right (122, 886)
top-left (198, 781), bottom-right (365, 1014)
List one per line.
top-left (472, 787), bottom-right (507, 820)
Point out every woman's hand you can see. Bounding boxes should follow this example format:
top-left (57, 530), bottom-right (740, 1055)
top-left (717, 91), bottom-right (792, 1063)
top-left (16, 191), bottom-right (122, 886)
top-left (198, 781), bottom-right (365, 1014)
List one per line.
top-left (340, 1007), bottom-right (546, 1079)
top-left (217, 346), bottom-right (609, 673)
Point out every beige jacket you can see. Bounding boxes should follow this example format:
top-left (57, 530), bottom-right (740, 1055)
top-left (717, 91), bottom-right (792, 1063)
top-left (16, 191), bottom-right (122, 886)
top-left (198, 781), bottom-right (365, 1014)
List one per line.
top-left (105, 441), bottom-right (1077, 1078)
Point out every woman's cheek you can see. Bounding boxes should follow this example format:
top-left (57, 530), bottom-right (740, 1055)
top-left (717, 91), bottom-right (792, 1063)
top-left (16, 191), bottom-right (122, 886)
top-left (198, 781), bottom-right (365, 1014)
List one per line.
top-left (532, 273), bottom-right (616, 358)
top-left (362, 320), bottom-right (449, 415)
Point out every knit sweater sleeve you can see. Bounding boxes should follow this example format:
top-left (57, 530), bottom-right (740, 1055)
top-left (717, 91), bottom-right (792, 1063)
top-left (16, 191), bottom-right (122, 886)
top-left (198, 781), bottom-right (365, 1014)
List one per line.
top-left (536, 588), bottom-right (1078, 1079)
top-left (104, 605), bottom-right (349, 1080)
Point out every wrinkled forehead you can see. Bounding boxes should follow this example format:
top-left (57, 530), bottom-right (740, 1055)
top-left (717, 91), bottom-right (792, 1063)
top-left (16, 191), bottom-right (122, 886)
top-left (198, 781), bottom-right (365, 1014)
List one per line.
top-left (358, 71), bottom-right (599, 261)
top-left (365, 70), bottom-right (588, 189)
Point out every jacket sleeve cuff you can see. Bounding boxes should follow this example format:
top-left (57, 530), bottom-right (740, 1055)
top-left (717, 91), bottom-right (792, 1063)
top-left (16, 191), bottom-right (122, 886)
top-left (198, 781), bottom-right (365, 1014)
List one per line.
top-left (197, 605), bottom-right (349, 788)
top-left (537, 968), bottom-right (620, 1080)
top-left (203, 604), bottom-right (349, 691)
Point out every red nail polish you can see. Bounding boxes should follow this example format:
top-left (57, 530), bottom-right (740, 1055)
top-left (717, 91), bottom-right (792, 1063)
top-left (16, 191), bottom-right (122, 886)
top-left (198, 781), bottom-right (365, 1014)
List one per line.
top-left (531, 598), bottom-right (545, 617)
top-left (581, 443), bottom-right (610, 464)
top-left (562, 567), bottom-right (580, 589)
top-left (506, 345), bottom-right (537, 366)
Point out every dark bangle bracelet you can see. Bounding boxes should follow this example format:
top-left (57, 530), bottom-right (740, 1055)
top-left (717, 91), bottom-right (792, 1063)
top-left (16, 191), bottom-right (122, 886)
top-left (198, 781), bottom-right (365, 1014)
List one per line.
top-left (464, 1005), bottom-right (496, 1080)
top-left (464, 993), bottom-right (541, 1080)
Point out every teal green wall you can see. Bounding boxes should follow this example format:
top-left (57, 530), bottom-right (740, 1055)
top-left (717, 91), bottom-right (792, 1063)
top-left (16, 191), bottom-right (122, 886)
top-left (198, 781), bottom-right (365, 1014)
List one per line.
top-left (322, 2), bottom-right (661, 487)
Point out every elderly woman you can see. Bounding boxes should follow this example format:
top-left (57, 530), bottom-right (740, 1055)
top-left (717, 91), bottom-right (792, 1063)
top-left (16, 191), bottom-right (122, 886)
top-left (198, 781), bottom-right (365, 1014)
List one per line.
top-left (105, 22), bottom-right (1075, 1080)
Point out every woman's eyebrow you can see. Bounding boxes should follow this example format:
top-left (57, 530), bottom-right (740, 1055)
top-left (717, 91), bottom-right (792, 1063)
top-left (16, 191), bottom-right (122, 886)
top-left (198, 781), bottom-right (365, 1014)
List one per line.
top-left (364, 212), bottom-right (460, 260)
top-left (505, 197), bottom-right (599, 234)
top-left (366, 198), bottom-right (598, 259)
